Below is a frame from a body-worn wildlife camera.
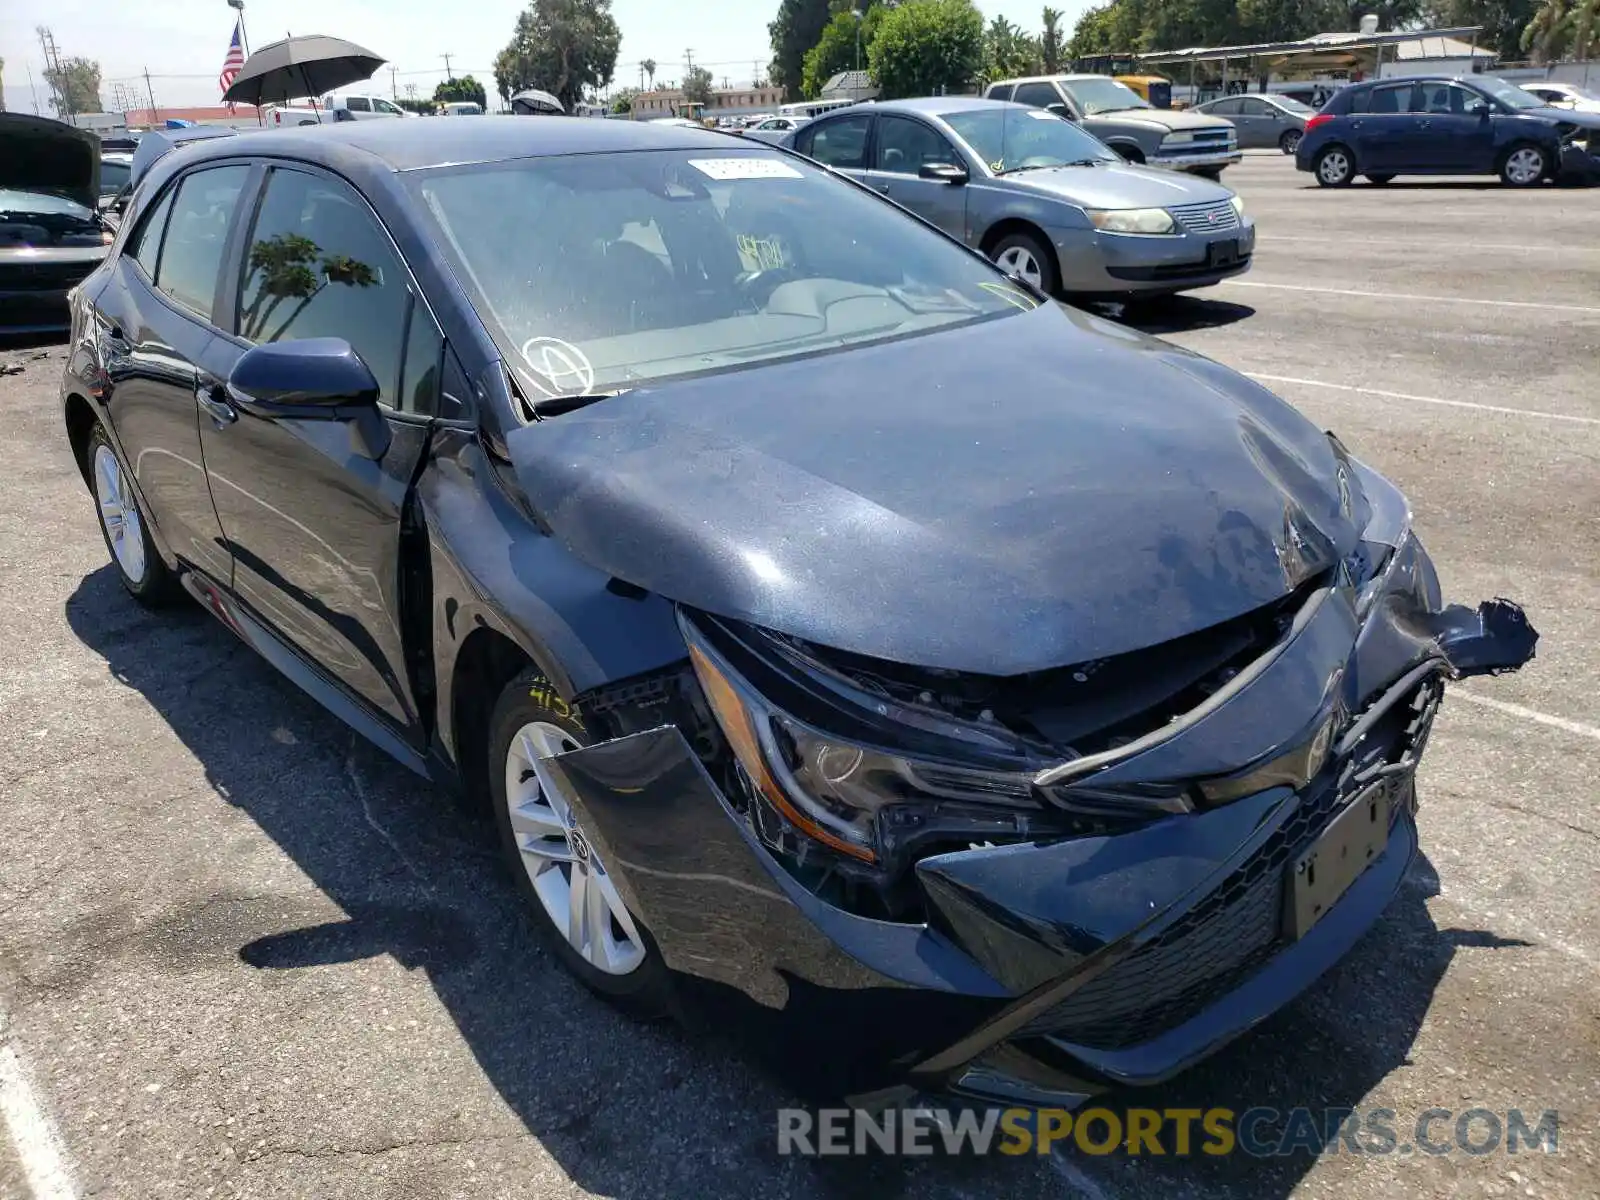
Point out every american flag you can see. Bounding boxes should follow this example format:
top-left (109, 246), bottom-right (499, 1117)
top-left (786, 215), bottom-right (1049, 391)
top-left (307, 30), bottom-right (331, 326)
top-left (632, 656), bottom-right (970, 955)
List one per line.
top-left (218, 20), bottom-right (245, 97)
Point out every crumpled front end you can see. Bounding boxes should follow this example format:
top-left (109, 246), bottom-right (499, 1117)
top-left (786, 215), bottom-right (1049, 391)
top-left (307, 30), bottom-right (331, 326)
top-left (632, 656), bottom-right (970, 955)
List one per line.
top-left (540, 511), bottom-right (1537, 1104)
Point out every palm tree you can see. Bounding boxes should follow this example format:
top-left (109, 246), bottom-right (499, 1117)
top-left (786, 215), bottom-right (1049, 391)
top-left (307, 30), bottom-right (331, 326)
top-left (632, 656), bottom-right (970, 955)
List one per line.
top-left (1573, 0), bottom-right (1599, 59)
top-left (641, 58), bottom-right (657, 91)
top-left (1521, 0), bottom-right (1575, 60)
top-left (1041, 7), bottom-right (1063, 73)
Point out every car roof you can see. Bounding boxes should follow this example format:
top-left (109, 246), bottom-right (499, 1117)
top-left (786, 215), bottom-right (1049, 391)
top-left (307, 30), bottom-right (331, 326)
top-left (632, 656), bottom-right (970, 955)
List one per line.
top-left (995, 74), bottom-right (1115, 85)
top-left (172, 117), bottom-right (752, 174)
top-left (870, 96), bottom-right (1023, 117)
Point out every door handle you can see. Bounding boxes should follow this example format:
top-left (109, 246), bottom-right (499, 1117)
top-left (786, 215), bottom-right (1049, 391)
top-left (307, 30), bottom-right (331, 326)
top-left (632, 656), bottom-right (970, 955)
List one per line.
top-left (196, 381), bottom-right (237, 426)
top-left (874, 183), bottom-right (891, 193)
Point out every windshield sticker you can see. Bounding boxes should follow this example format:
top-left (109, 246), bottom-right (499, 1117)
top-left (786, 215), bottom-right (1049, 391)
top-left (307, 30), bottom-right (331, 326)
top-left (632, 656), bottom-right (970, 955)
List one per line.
top-left (688, 158), bottom-right (804, 181)
top-left (518, 336), bottom-right (595, 399)
top-left (736, 233), bottom-right (790, 270)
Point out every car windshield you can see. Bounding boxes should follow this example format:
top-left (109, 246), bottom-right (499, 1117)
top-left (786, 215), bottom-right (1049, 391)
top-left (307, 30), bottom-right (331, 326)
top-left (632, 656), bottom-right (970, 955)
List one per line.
top-left (1475, 76), bottom-right (1548, 110)
top-left (945, 107), bottom-right (1118, 174)
top-left (1058, 77), bottom-right (1151, 115)
top-left (411, 149), bottom-right (1035, 397)
top-left (100, 159), bottom-right (130, 196)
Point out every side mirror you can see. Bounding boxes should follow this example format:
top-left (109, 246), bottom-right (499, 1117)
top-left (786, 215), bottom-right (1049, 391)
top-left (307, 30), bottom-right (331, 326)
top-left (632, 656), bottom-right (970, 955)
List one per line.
top-left (1047, 103), bottom-right (1075, 121)
top-left (1471, 101), bottom-right (1491, 118)
top-left (918, 161), bottom-right (969, 185)
top-left (227, 338), bottom-right (389, 458)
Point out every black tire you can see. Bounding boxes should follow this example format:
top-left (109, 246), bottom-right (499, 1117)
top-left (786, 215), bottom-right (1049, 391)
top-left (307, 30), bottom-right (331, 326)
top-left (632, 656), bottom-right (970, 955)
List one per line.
top-left (1366, 173), bottom-right (1395, 185)
top-left (85, 422), bottom-right (182, 606)
top-left (1280, 129), bottom-right (1302, 155)
top-left (988, 229), bottom-right (1060, 297)
top-left (1192, 167), bottom-right (1224, 181)
top-left (488, 670), bottom-right (672, 1017)
top-left (1499, 142), bottom-right (1548, 187)
top-left (1314, 145), bottom-right (1355, 187)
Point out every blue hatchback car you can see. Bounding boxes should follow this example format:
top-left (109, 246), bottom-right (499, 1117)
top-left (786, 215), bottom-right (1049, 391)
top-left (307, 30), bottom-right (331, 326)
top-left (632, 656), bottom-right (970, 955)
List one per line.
top-left (1297, 73), bottom-right (1600, 187)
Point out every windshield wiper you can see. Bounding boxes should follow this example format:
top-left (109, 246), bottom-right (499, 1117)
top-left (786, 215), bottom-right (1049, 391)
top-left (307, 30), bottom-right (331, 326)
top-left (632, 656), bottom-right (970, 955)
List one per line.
top-left (527, 390), bottom-right (628, 418)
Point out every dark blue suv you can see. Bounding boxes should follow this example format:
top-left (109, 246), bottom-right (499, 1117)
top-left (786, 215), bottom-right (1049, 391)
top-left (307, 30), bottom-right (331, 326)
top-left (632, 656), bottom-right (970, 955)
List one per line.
top-left (1297, 73), bottom-right (1600, 187)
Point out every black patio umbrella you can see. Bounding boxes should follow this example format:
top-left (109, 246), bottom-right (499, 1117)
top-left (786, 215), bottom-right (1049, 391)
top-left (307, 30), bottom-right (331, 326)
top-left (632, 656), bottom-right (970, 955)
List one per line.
top-left (221, 35), bottom-right (385, 107)
top-left (510, 88), bottom-right (566, 115)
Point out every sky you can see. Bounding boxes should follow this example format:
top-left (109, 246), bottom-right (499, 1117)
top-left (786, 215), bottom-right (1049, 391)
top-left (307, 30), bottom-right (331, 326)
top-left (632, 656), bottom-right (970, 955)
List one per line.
top-left (2, 0), bottom-right (1092, 113)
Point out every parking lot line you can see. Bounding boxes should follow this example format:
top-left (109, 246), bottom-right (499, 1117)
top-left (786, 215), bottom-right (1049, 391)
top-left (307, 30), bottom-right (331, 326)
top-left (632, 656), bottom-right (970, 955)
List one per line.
top-left (1243, 372), bottom-right (1600, 426)
top-left (1220, 279), bottom-right (1600, 316)
top-left (1452, 690), bottom-right (1600, 743)
top-left (0, 1038), bottom-right (77, 1200)
top-left (1260, 234), bottom-right (1600, 256)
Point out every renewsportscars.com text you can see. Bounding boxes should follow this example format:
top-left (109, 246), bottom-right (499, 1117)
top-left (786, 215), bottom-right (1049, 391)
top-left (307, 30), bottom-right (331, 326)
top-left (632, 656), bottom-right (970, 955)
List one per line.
top-left (777, 1106), bottom-right (1560, 1158)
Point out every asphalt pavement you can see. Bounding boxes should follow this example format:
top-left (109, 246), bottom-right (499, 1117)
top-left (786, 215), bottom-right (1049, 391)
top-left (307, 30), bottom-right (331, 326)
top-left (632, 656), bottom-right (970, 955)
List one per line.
top-left (0, 152), bottom-right (1596, 1200)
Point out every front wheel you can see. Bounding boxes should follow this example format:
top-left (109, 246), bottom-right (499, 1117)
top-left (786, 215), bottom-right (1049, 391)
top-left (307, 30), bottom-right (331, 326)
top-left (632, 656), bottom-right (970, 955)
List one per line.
top-left (488, 672), bottom-right (672, 1015)
top-left (1314, 145), bottom-right (1354, 187)
top-left (1500, 143), bottom-right (1547, 187)
top-left (989, 230), bottom-right (1059, 296)
top-left (1280, 129), bottom-right (1302, 155)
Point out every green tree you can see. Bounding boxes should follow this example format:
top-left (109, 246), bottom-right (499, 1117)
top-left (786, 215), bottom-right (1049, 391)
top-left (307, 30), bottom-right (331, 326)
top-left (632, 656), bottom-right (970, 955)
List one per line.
top-left (1040, 7), bottom-right (1065, 70)
top-left (494, 0), bottom-right (621, 112)
top-left (1517, 0), bottom-right (1598, 56)
top-left (1423, 0), bottom-right (1540, 58)
top-left (44, 55), bottom-right (102, 116)
top-left (682, 65), bottom-right (715, 105)
top-left (641, 58), bottom-right (657, 89)
top-left (769, 0), bottom-right (834, 100)
top-left (869, 0), bottom-right (985, 99)
top-left (610, 86), bottom-right (637, 113)
top-left (801, 5), bottom-right (885, 98)
top-left (434, 75), bottom-right (488, 111)
top-left (985, 15), bottom-right (1043, 80)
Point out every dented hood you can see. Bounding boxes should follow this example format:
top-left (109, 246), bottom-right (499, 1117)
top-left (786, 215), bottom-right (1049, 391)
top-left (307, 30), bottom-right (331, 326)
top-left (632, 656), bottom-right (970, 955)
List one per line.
top-left (0, 113), bottom-right (100, 212)
top-left (506, 304), bottom-right (1359, 676)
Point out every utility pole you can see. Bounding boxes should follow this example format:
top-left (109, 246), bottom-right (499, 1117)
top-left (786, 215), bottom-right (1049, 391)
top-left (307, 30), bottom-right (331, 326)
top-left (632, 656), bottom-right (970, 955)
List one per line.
top-left (38, 26), bottom-right (71, 119)
top-left (144, 67), bottom-right (159, 123)
top-left (26, 61), bottom-right (43, 115)
top-left (684, 48), bottom-right (694, 74)
top-left (389, 65), bottom-right (398, 98)
top-left (441, 53), bottom-right (454, 82)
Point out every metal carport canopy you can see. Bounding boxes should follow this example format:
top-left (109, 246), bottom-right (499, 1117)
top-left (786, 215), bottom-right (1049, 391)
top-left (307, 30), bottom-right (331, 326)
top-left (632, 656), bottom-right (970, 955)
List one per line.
top-left (1136, 26), bottom-right (1485, 67)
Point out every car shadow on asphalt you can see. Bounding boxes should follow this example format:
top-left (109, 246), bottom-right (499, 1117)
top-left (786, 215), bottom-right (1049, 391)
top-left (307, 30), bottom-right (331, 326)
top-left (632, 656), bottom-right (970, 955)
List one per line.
top-left (65, 564), bottom-right (1532, 1198)
top-left (1104, 296), bottom-right (1256, 336)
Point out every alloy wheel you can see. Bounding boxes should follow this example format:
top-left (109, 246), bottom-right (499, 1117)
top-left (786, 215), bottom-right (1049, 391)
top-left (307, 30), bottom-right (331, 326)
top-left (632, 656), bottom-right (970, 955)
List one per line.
top-left (1505, 147), bottom-right (1544, 186)
top-left (1282, 130), bottom-right (1302, 155)
top-left (994, 245), bottom-right (1044, 290)
top-left (93, 444), bottom-right (148, 585)
top-left (1317, 150), bottom-right (1350, 185)
top-left (503, 720), bottom-right (647, 976)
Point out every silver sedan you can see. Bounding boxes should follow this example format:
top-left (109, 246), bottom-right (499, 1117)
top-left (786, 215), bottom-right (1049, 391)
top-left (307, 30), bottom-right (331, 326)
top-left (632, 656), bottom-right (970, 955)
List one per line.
top-left (786, 97), bottom-right (1254, 300)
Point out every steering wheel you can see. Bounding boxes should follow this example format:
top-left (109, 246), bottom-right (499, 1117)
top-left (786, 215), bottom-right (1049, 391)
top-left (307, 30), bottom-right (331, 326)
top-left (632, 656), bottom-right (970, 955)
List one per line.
top-left (735, 267), bottom-right (802, 307)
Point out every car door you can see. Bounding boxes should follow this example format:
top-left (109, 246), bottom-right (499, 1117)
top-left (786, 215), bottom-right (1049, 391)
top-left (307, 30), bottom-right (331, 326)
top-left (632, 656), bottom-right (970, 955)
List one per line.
top-left (865, 114), bottom-right (969, 242)
top-left (196, 163), bottom-right (446, 739)
top-left (1202, 97), bottom-right (1245, 142)
top-left (792, 112), bottom-right (873, 185)
top-left (1234, 97), bottom-right (1281, 148)
top-left (1413, 82), bottom-right (1497, 171)
top-left (1353, 83), bottom-right (1421, 171)
top-left (93, 163), bottom-right (252, 587)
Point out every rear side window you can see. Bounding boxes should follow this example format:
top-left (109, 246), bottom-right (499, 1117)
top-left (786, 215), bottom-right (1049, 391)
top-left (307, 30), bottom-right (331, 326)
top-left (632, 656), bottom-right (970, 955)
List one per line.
top-left (1369, 84), bottom-right (1418, 115)
top-left (130, 186), bottom-right (175, 278)
top-left (988, 84), bottom-right (1014, 102)
top-left (1013, 82), bottom-right (1061, 109)
top-left (1207, 97), bottom-right (1243, 116)
top-left (154, 164), bottom-right (250, 322)
top-left (237, 166), bottom-right (412, 409)
top-left (347, 97), bottom-right (371, 113)
top-left (805, 114), bottom-right (871, 169)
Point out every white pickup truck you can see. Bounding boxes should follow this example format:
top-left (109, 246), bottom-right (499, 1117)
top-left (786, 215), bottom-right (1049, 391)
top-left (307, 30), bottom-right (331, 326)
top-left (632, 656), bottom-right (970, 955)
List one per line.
top-left (266, 93), bottom-right (413, 126)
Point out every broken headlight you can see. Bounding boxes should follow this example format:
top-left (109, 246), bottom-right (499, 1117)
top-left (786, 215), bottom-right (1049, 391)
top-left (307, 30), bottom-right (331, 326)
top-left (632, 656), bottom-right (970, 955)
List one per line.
top-left (685, 633), bottom-right (1043, 868)
top-left (1346, 456), bottom-right (1414, 619)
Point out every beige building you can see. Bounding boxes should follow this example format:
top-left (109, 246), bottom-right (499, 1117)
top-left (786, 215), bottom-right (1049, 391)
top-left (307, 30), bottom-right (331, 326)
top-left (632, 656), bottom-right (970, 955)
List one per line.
top-left (632, 85), bottom-right (783, 118)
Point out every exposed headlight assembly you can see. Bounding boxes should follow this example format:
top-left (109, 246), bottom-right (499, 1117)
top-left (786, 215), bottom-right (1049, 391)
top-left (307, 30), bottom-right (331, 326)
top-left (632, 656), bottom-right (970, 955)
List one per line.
top-left (1086, 207), bottom-right (1178, 234)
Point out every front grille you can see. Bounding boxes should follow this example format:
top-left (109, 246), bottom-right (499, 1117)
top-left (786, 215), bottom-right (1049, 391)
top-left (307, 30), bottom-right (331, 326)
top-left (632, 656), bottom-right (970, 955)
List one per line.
top-left (0, 258), bottom-right (98, 293)
top-left (1024, 678), bottom-right (1441, 1051)
top-left (1169, 200), bottom-right (1240, 233)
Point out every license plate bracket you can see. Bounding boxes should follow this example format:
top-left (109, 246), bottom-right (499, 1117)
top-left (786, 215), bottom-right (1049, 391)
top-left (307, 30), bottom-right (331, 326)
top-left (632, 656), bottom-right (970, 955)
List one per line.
top-left (1286, 783), bottom-right (1392, 939)
top-left (1206, 239), bottom-right (1241, 267)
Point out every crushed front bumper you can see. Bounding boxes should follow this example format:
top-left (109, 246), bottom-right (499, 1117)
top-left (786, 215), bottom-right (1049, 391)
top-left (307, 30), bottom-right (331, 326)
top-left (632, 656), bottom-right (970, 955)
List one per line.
top-left (541, 579), bottom-right (1537, 1105)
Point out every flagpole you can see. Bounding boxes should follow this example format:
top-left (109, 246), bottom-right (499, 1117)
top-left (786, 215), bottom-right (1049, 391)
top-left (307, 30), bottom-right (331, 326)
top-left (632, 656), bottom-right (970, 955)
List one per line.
top-left (227, 0), bottom-right (250, 55)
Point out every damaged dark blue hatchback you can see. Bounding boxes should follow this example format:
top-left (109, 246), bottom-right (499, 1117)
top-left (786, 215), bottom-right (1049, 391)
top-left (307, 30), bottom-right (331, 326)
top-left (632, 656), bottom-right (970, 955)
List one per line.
top-left (60, 117), bottom-right (1537, 1108)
